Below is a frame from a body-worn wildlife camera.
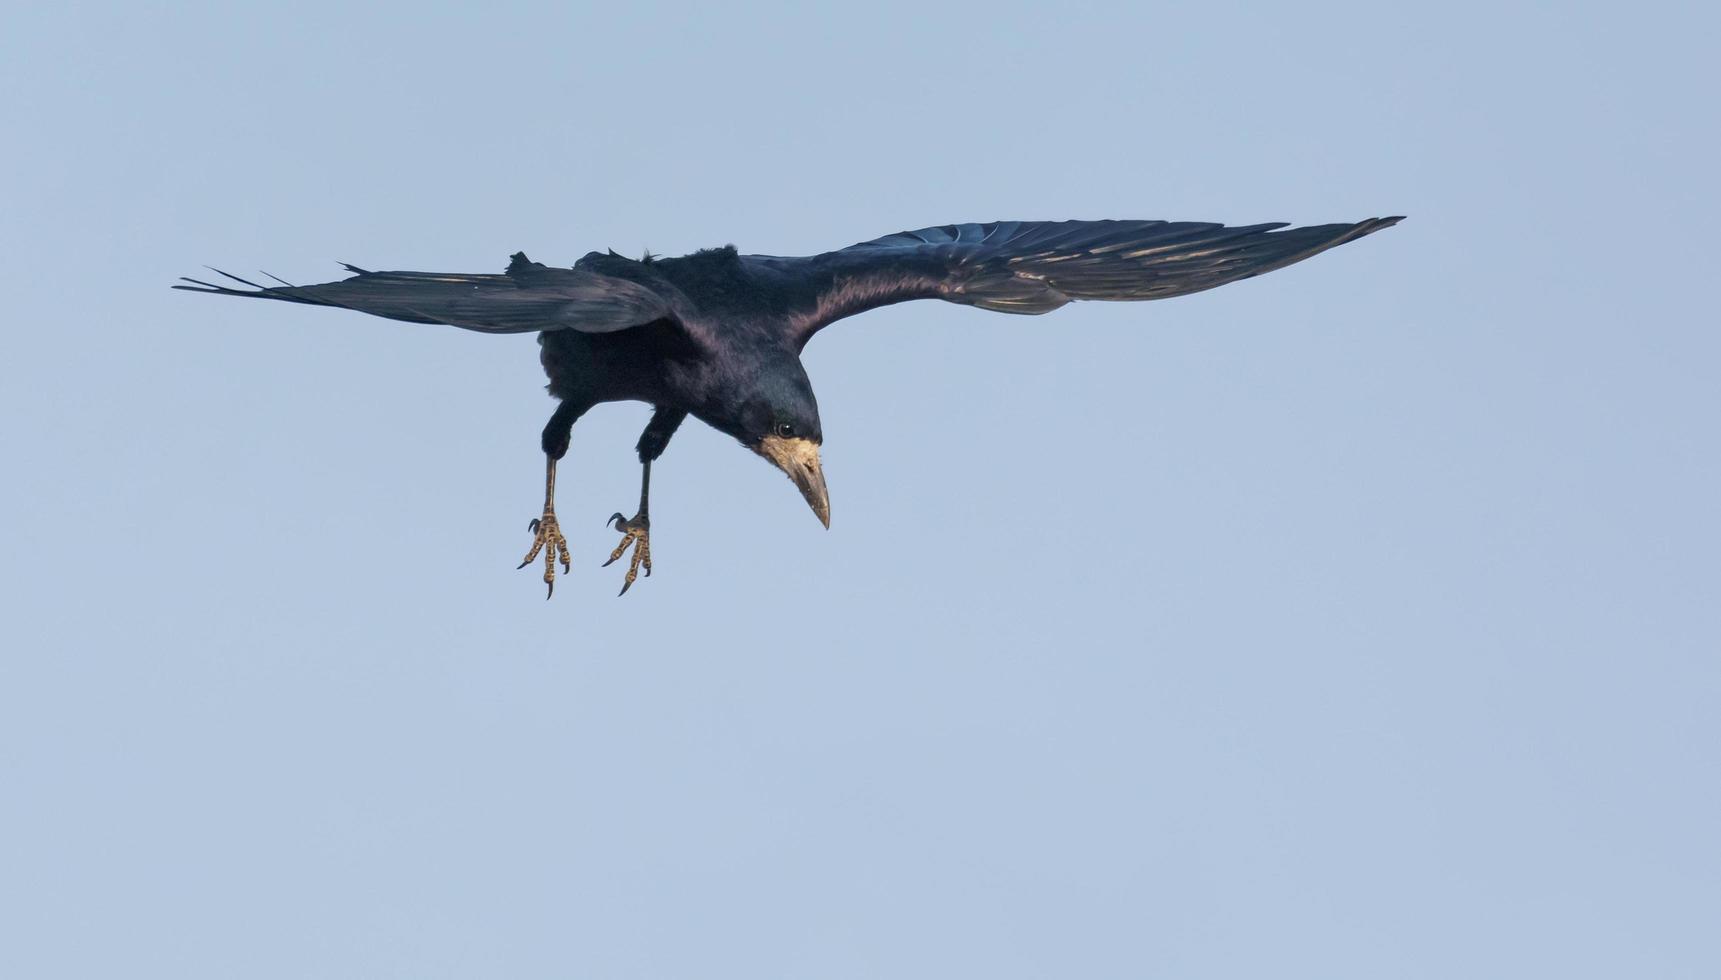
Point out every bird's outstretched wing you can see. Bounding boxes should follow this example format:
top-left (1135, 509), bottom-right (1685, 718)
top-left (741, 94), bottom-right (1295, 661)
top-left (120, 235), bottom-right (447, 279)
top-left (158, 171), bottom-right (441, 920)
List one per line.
top-left (174, 252), bottom-right (695, 336)
top-left (762, 217), bottom-right (1402, 346)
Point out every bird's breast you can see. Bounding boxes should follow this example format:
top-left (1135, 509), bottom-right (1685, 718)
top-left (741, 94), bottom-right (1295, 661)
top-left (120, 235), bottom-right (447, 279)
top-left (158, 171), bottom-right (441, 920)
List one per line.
top-left (538, 327), bottom-right (693, 406)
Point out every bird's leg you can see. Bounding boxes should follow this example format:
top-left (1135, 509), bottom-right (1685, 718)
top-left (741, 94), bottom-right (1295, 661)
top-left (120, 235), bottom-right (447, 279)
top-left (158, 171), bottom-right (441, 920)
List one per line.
top-left (518, 455), bottom-right (571, 597)
top-left (519, 400), bottom-right (586, 599)
top-left (603, 407), bottom-right (685, 596)
top-left (604, 459), bottom-right (652, 595)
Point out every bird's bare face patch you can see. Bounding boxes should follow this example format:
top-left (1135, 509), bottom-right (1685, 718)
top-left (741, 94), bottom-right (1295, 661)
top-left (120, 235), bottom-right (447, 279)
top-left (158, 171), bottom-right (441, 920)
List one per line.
top-left (756, 434), bottom-right (830, 529)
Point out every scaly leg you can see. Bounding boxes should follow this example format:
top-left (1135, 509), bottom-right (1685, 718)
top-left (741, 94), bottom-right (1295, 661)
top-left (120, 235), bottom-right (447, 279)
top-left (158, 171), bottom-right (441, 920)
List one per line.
top-left (518, 455), bottom-right (571, 598)
top-left (603, 459), bottom-right (653, 596)
top-left (518, 399), bottom-right (586, 599)
top-left (603, 407), bottom-right (685, 596)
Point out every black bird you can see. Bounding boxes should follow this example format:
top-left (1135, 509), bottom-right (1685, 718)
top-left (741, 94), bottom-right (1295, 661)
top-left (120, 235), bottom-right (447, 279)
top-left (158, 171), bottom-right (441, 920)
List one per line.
top-left (178, 216), bottom-right (1401, 596)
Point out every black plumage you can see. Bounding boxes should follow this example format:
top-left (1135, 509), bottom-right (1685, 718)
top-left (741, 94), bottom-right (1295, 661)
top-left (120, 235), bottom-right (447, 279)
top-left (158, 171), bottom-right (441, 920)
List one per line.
top-left (178, 216), bottom-right (1402, 596)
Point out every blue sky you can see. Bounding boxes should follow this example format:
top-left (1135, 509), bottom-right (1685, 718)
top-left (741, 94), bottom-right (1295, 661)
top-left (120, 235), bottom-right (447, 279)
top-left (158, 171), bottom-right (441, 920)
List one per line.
top-left (3, 2), bottom-right (1717, 977)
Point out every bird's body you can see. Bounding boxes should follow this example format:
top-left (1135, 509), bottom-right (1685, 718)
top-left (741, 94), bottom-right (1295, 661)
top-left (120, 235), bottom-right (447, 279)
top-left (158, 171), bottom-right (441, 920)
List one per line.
top-left (539, 247), bottom-right (822, 442)
top-left (179, 216), bottom-right (1401, 596)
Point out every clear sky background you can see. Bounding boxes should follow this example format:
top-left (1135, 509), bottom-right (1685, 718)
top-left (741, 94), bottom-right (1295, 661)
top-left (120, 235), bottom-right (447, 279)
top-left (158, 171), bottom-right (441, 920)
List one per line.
top-left (3, 2), bottom-right (1717, 977)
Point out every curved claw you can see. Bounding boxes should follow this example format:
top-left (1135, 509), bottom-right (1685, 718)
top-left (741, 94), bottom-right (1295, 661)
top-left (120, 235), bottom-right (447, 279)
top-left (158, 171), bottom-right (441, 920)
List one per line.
top-left (607, 512), bottom-right (626, 530)
top-left (603, 510), bottom-right (652, 595)
top-left (518, 510), bottom-right (571, 596)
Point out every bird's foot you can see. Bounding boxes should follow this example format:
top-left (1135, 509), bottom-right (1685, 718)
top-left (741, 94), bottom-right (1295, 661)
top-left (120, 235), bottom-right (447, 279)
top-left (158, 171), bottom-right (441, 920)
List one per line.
top-left (518, 509), bottom-right (571, 599)
top-left (602, 511), bottom-right (652, 596)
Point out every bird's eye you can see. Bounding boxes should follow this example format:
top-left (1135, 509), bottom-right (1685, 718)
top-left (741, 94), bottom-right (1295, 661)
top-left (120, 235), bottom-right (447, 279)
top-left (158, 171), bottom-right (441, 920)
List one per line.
top-left (774, 421), bottom-right (796, 439)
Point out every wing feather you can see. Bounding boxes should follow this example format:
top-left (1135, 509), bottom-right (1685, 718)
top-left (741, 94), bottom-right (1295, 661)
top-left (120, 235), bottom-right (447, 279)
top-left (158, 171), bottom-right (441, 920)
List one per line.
top-left (174, 252), bottom-right (692, 336)
top-left (755, 217), bottom-right (1402, 345)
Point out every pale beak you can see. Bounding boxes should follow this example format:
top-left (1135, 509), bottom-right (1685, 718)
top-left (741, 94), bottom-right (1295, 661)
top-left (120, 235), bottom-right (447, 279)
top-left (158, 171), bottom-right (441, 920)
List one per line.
top-left (757, 434), bottom-right (830, 528)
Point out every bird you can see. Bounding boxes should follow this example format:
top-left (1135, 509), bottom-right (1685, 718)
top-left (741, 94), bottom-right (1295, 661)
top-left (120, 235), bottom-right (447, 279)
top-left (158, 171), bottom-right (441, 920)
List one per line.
top-left (177, 216), bottom-right (1402, 597)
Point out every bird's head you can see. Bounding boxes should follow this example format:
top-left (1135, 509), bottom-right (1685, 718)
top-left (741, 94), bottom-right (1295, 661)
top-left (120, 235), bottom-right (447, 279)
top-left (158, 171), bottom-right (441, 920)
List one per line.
top-left (735, 374), bottom-right (829, 529)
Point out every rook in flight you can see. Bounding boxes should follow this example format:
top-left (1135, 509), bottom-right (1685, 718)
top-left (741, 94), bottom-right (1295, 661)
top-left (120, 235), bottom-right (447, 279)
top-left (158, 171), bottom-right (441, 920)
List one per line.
top-left (178, 216), bottom-right (1402, 596)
